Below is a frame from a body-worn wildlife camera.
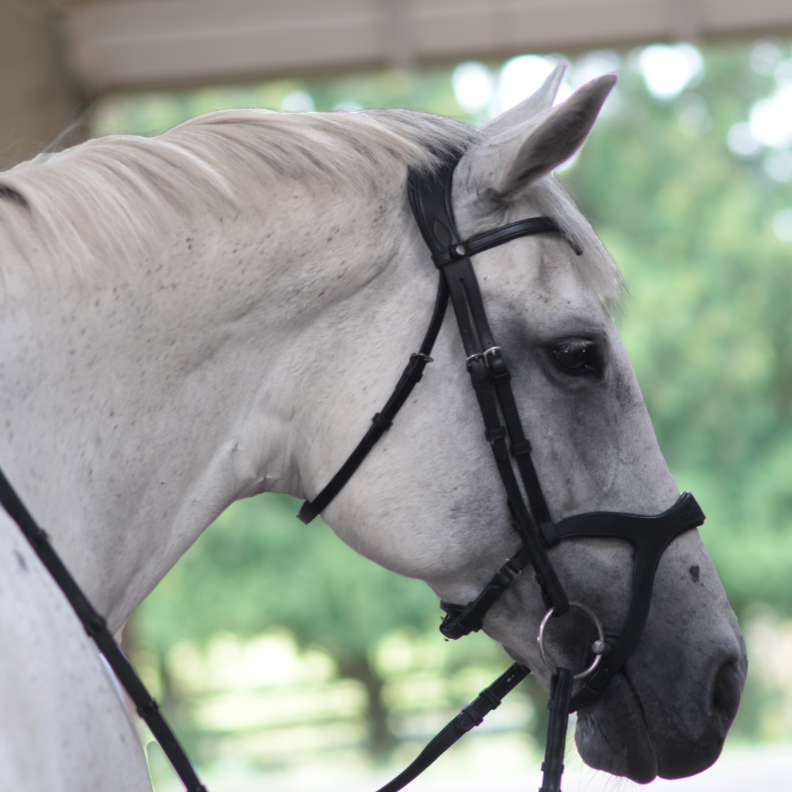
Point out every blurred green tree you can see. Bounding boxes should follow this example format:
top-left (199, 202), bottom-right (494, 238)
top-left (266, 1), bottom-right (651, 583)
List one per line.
top-left (135, 494), bottom-right (443, 759)
top-left (569, 43), bottom-right (792, 617)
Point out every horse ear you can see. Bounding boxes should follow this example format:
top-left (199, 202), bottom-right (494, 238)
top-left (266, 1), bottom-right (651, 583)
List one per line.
top-left (475, 74), bottom-right (616, 203)
top-left (480, 62), bottom-right (567, 137)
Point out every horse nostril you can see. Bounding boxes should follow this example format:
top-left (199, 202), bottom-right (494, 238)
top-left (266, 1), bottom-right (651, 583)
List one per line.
top-left (711, 661), bottom-right (742, 731)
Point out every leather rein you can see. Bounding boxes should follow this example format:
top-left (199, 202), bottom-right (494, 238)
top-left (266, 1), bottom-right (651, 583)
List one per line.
top-left (0, 153), bottom-right (705, 792)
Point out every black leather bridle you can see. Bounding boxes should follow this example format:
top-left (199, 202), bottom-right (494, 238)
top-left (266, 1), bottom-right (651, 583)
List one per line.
top-left (300, 154), bottom-right (706, 791)
top-left (0, 152), bottom-right (705, 792)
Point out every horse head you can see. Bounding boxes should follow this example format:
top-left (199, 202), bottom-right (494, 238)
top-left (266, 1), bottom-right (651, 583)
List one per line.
top-left (301, 69), bottom-right (747, 783)
top-left (0, 65), bottom-right (746, 788)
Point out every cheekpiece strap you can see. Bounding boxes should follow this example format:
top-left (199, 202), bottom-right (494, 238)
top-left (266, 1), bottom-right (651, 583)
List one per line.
top-left (408, 159), bottom-right (571, 619)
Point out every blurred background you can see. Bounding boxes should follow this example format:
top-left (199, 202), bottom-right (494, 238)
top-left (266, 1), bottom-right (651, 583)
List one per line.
top-left (3, 1), bottom-right (792, 789)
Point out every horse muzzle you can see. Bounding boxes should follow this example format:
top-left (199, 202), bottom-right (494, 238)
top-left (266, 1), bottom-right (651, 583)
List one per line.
top-left (575, 619), bottom-right (747, 782)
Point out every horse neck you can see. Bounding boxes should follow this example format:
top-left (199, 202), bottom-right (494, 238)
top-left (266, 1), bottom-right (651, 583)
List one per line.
top-left (0, 175), bottom-right (408, 629)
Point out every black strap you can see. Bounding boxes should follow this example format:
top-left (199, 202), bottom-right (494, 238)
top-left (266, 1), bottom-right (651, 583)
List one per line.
top-left (560, 492), bottom-right (705, 711)
top-left (439, 546), bottom-right (532, 639)
top-left (539, 668), bottom-right (574, 792)
top-left (464, 352), bottom-right (568, 616)
top-left (298, 273), bottom-right (449, 524)
top-left (486, 349), bottom-right (555, 532)
top-left (408, 161), bottom-right (570, 619)
top-left (431, 217), bottom-right (572, 268)
top-left (0, 468), bottom-right (207, 792)
top-left (376, 663), bottom-right (529, 792)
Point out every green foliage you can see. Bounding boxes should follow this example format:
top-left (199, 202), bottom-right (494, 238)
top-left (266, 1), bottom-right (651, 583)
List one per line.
top-left (136, 494), bottom-right (439, 663)
top-left (566, 43), bottom-right (792, 616)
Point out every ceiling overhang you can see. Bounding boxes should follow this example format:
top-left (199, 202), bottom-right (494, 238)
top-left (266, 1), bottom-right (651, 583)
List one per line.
top-left (63, 0), bottom-right (792, 93)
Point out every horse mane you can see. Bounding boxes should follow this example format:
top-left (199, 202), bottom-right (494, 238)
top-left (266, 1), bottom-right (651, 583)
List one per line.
top-left (0, 108), bottom-right (621, 306)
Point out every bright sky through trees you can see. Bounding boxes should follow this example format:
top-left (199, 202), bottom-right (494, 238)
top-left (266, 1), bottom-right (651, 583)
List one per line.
top-left (637, 43), bottom-right (704, 100)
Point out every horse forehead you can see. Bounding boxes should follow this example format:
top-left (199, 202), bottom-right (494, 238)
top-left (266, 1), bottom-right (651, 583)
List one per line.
top-left (476, 236), bottom-right (607, 329)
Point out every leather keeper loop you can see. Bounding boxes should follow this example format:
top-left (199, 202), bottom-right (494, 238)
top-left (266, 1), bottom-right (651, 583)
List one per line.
top-left (136, 698), bottom-right (160, 718)
top-left (455, 705), bottom-right (484, 731)
top-left (432, 244), bottom-right (467, 268)
top-left (86, 615), bottom-right (106, 638)
top-left (510, 439), bottom-right (532, 457)
top-left (405, 355), bottom-right (427, 382)
top-left (493, 567), bottom-right (517, 588)
top-left (31, 527), bottom-right (49, 547)
top-left (371, 412), bottom-right (393, 431)
top-left (541, 521), bottom-right (560, 547)
top-left (480, 688), bottom-right (502, 709)
top-left (468, 359), bottom-right (490, 387)
top-left (487, 356), bottom-right (511, 382)
top-left (485, 426), bottom-right (507, 444)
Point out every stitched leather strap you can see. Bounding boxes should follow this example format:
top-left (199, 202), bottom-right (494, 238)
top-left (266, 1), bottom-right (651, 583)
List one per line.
top-left (439, 546), bottom-right (533, 639)
top-left (376, 663), bottom-right (529, 792)
top-left (298, 273), bottom-right (449, 524)
top-left (432, 217), bottom-right (573, 267)
top-left (539, 668), bottom-right (574, 792)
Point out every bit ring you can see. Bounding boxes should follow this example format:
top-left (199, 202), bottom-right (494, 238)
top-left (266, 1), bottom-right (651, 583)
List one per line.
top-left (537, 601), bottom-right (607, 681)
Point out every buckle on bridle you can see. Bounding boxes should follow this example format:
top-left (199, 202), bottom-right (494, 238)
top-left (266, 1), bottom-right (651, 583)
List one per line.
top-left (465, 346), bottom-right (502, 367)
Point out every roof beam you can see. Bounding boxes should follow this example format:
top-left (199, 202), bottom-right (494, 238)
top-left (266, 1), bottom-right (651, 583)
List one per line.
top-left (63, 0), bottom-right (792, 92)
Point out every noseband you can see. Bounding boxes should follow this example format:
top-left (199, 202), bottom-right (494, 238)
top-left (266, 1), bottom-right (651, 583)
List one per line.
top-left (300, 155), bottom-right (705, 790)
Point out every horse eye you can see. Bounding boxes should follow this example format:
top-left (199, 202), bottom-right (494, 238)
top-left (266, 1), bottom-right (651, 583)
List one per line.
top-left (553, 340), bottom-right (601, 376)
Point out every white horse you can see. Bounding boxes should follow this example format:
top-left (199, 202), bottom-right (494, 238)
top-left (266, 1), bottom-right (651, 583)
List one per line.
top-left (0, 67), bottom-right (746, 790)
